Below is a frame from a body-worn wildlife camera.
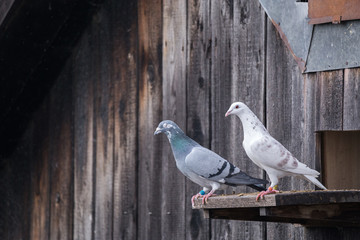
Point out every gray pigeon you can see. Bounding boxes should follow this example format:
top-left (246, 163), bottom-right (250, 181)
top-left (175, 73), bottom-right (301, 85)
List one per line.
top-left (225, 102), bottom-right (327, 201)
top-left (154, 120), bottom-right (268, 206)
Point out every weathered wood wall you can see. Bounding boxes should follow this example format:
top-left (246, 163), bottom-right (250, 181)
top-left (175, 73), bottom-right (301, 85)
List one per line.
top-left (1, 0), bottom-right (360, 239)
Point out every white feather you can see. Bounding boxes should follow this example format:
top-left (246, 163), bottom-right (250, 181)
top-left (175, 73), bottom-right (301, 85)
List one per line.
top-left (227, 102), bottom-right (327, 190)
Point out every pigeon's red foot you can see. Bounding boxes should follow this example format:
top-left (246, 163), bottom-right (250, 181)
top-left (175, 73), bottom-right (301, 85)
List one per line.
top-left (202, 190), bottom-right (216, 204)
top-left (191, 193), bottom-right (203, 207)
top-left (256, 187), bottom-right (279, 201)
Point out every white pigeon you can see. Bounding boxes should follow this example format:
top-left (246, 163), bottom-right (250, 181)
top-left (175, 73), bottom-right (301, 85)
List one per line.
top-left (225, 102), bottom-right (326, 200)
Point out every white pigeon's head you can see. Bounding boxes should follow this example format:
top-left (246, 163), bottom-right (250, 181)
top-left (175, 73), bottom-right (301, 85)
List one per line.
top-left (225, 102), bottom-right (248, 117)
top-left (154, 120), bottom-right (182, 137)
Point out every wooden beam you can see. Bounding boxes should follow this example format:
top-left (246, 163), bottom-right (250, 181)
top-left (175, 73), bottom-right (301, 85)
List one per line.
top-left (260, 203), bottom-right (360, 222)
top-left (204, 203), bottom-right (360, 228)
top-left (194, 190), bottom-right (360, 209)
top-left (193, 190), bottom-right (360, 227)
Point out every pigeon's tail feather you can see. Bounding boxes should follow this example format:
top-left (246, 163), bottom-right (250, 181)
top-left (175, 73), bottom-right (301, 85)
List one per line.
top-left (225, 171), bottom-right (269, 187)
top-left (247, 184), bottom-right (267, 191)
top-left (290, 161), bottom-right (320, 176)
top-left (303, 175), bottom-right (327, 190)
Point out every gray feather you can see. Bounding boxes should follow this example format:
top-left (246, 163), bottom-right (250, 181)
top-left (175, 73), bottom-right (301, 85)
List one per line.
top-left (155, 120), bottom-right (268, 192)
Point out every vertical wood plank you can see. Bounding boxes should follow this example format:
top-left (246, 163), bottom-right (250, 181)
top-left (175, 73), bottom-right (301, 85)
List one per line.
top-left (305, 227), bottom-right (360, 240)
top-left (315, 70), bottom-right (343, 131)
top-left (303, 72), bottom-right (320, 186)
top-left (301, 72), bottom-right (323, 240)
top-left (266, 16), bottom-right (304, 240)
top-left (186, 0), bottom-right (211, 239)
top-left (231, 0), bottom-right (266, 180)
top-left (73, 30), bottom-right (95, 240)
top-left (337, 68), bottom-right (360, 237)
top-left (138, 0), bottom-right (163, 239)
top-left (162, 0), bottom-right (187, 239)
top-left (30, 103), bottom-right (50, 240)
top-left (343, 228), bottom-right (360, 239)
top-left (210, 0), bottom-right (233, 157)
top-left (49, 64), bottom-right (73, 240)
top-left (0, 157), bottom-right (11, 239)
top-left (229, 0), bottom-right (266, 239)
top-left (92, 5), bottom-right (114, 240)
top-left (306, 72), bottom-right (344, 240)
top-left (112, 1), bottom-right (138, 240)
top-left (344, 68), bottom-right (360, 130)
top-left (0, 115), bottom-right (32, 239)
top-left (210, 0), bottom-right (234, 239)
top-left (0, 110), bottom-right (33, 239)
top-left (6, 130), bottom-right (33, 240)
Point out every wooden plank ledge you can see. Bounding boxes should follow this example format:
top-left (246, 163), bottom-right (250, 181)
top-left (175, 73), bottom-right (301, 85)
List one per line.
top-left (193, 190), bottom-right (360, 227)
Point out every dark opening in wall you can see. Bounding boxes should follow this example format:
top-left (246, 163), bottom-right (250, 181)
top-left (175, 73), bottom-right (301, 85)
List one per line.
top-left (318, 131), bottom-right (360, 190)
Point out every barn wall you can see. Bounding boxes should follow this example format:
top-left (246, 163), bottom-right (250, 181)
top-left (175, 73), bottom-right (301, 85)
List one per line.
top-left (1, 0), bottom-right (360, 239)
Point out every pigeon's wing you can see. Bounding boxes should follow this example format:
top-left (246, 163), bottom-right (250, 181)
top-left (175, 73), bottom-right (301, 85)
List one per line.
top-left (250, 136), bottom-right (319, 176)
top-left (184, 147), bottom-right (239, 182)
top-left (185, 147), bottom-right (268, 187)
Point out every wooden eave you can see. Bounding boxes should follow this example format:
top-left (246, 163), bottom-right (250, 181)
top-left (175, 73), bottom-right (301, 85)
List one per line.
top-left (193, 190), bottom-right (360, 227)
top-left (0, 0), bottom-right (104, 156)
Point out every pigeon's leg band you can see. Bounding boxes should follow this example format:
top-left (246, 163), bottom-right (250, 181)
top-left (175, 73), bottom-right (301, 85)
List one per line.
top-left (199, 190), bottom-right (206, 195)
top-left (202, 189), bottom-right (216, 204)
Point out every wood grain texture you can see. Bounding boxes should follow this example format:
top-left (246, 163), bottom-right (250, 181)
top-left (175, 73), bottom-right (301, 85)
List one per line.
top-left (1, 121), bottom-right (33, 239)
top-left (315, 70), bottom-right (344, 131)
top-left (4, 0), bottom-right (360, 239)
top-left (92, 5), bottom-right (114, 240)
top-left (266, 16), bottom-right (305, 240)
top-left (49, 65), bottom-right (73, 240)
top-left (209, 0), bottom-right (236, 239)
top-left (138, 0), bottom-right (163, 239)
top-left (194, 190), bottom-right (360, 209)
top-left (229, 1), bottom-right (267, 239)
top-left (305, 227), bottom-right (360, 240)
top-left (0, 0), bottom-right (101, 156)
top-left (162, 0), bottom-right (187, 238)
top-left (29, 103), bottom-right (50, 240)
top-left (73, 31), bottom-right (95, 240)
top-left (231, 0), bottom-right (266, 191)
top-left (344, 68), bottom-right (360, 130)
top-left (186, 0), bottom-right (211, 239)
top-left (112, 1), bottom-right (138, 239)
top-left (303, 73), bottom-right (321, 190)
top-left (322, 131), bottom-right (360, 189)
top-left (194, 191), bottom-right (360, 227)
top-left (0, 160), bottom-right (11, 239)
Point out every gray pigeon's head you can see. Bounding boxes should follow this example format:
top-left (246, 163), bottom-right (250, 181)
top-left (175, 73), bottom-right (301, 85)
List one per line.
top-left (225, 102), bottom-right (248, 117)
top-left (154, 120), bottom-right (183, 137)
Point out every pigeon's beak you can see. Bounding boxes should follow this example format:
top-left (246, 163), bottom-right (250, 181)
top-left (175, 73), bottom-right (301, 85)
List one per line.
top-left (154, 127), bottom-right (162, 135)
top-left (225, 109), bottom-right (232, 117)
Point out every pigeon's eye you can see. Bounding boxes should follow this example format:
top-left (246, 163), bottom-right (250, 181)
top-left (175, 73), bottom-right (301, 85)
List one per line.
top-left (235, 105), bottom-right (239, 109)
